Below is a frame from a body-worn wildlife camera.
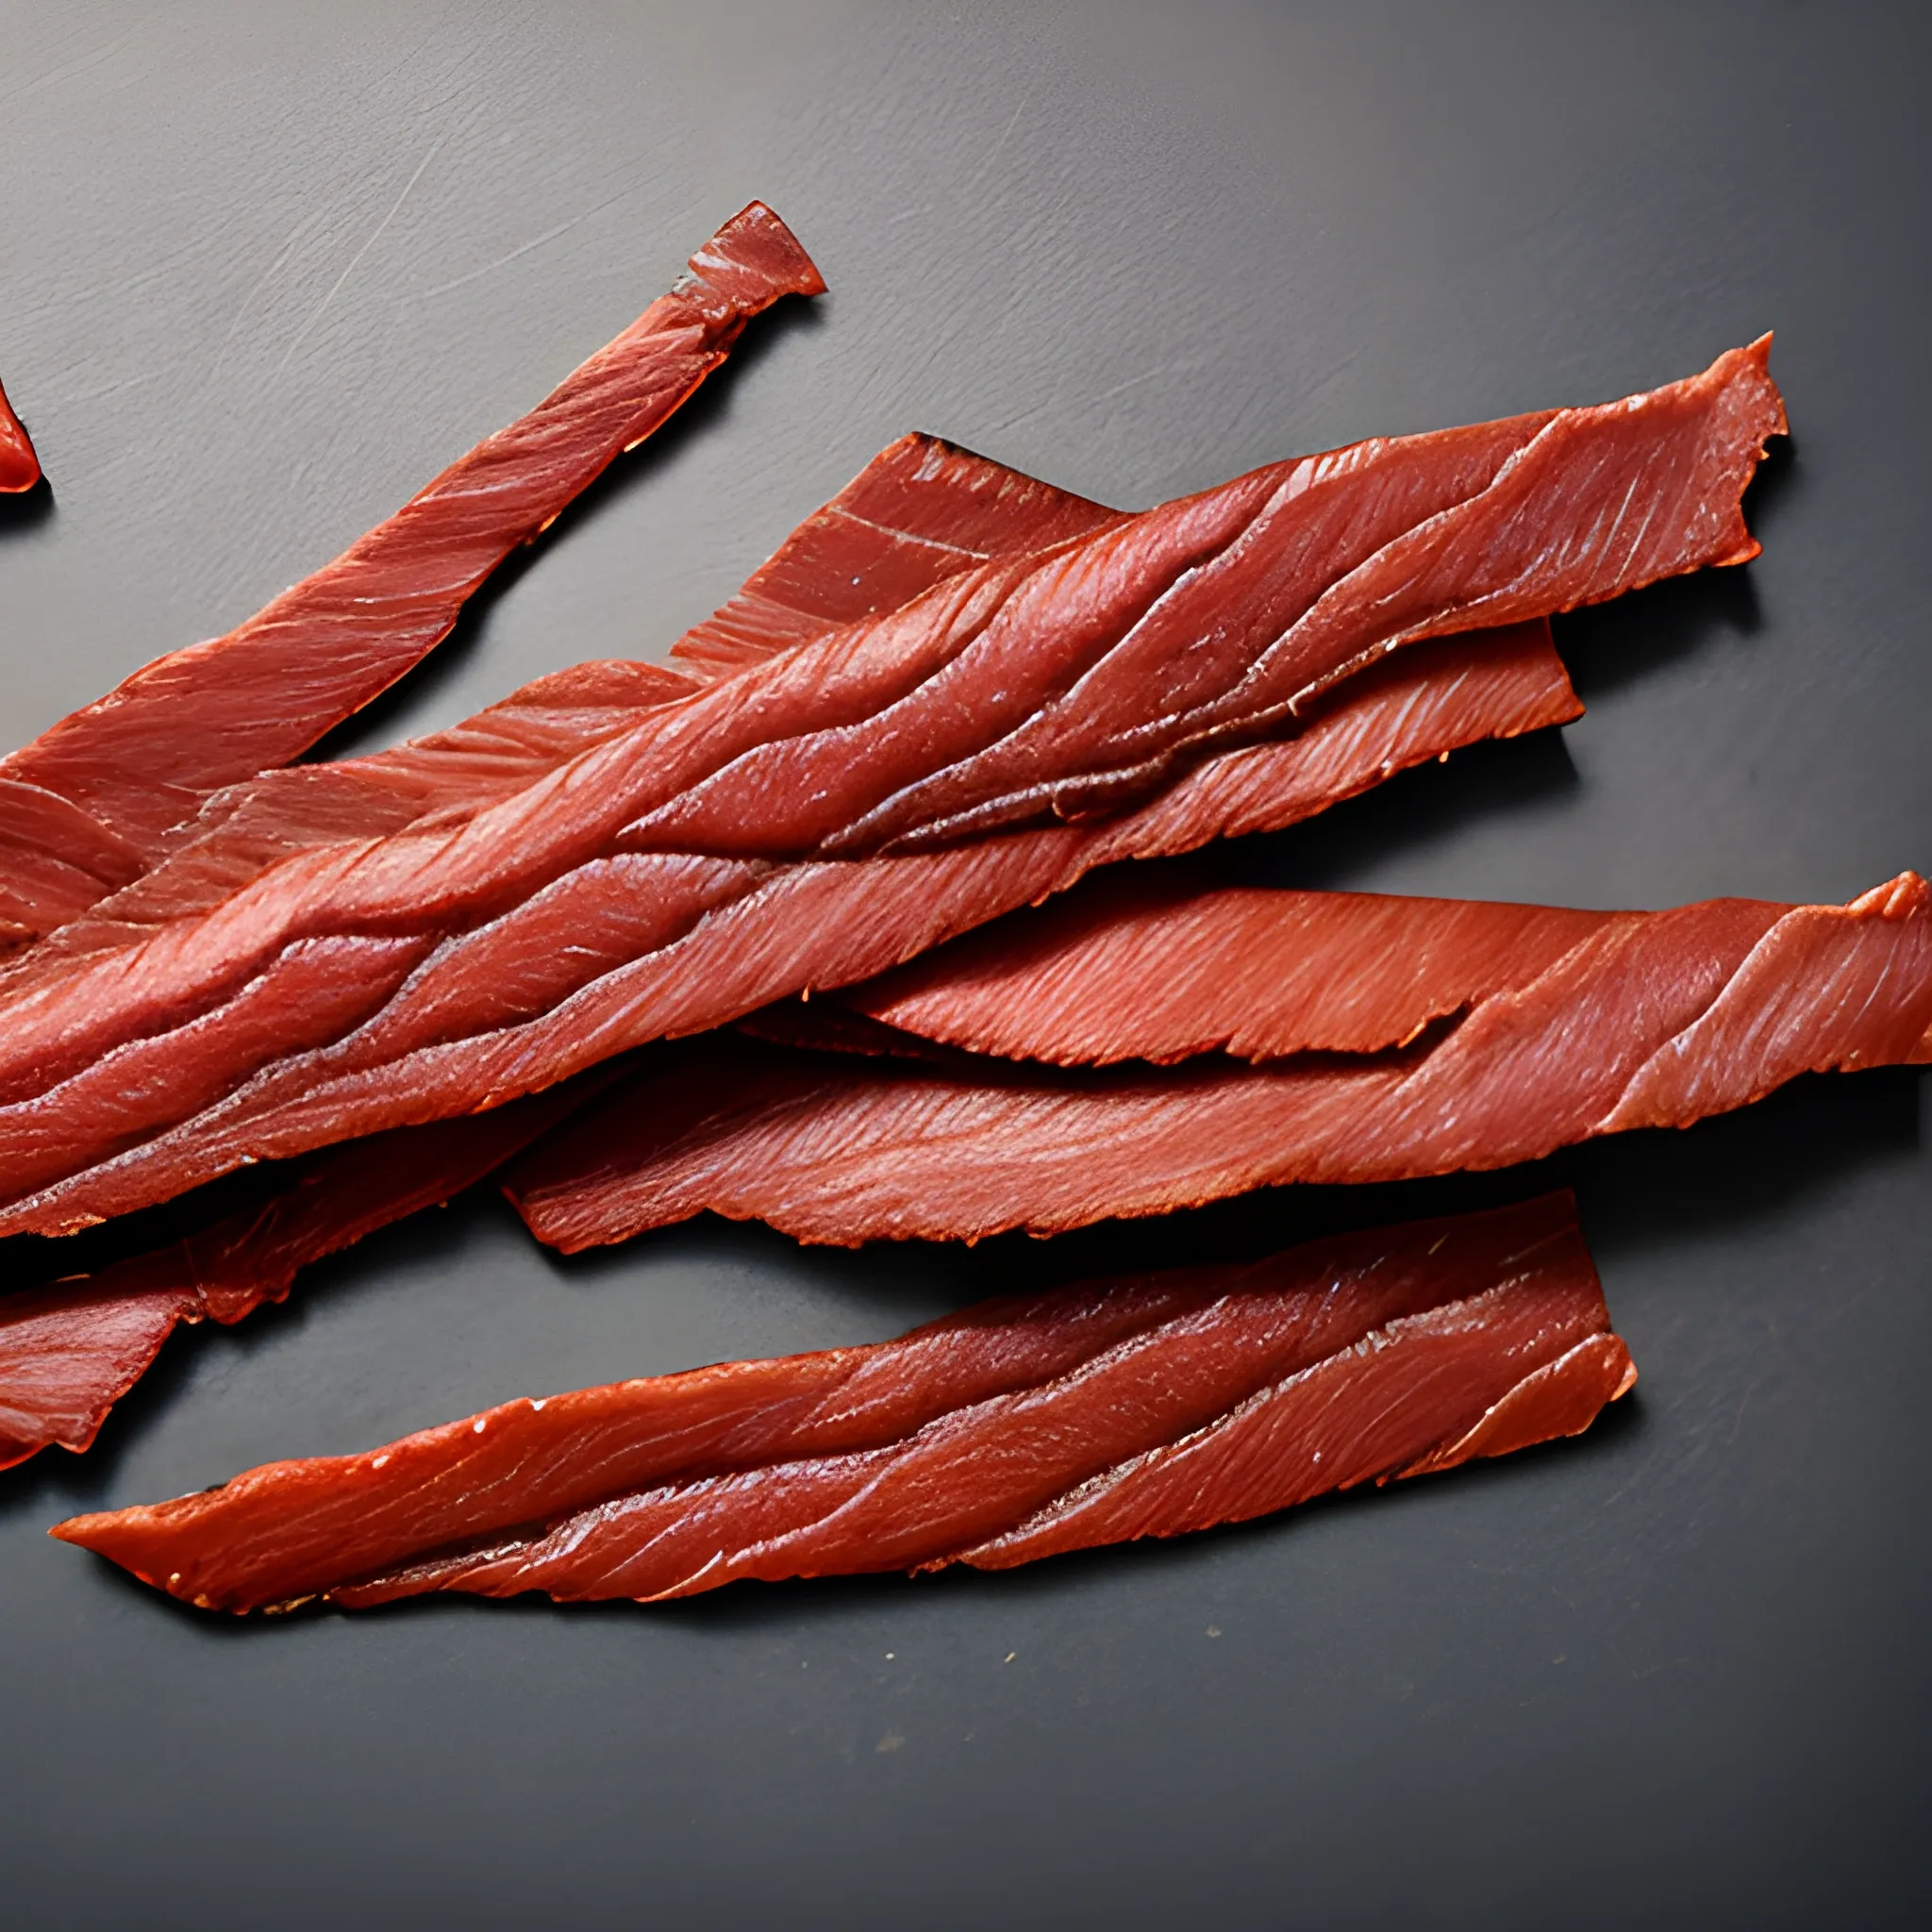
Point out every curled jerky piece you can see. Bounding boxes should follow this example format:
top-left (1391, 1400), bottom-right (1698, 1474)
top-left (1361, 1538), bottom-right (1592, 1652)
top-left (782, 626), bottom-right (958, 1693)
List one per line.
top-left (51, 1193), bottom-right (1632, 1610)
top-left (0, 375), bottom-right (40, 492)
top-left (0, 342), bottom-right (1776, 1237)
top-left (0, 1074), bottom-right (606, 1471)
top-left (508, 874), bottom-right (1932, 1249)
top-left (0, 202), bottom-right (823, 945)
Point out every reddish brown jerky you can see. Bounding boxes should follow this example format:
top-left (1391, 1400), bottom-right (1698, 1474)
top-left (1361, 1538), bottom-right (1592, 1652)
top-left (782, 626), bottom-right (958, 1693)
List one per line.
top-left (0, 435), bottom-right (1118, 989)
top-left (51, 1193), bottom-right (1632, 1610)
top-left (0, 202), bottom-right (823, 946)
top-left (0, 375), bottom-right (40, 492)
top-left (847, 869), bottom-right (1624, 1063)
top-left (507, 874), bottom-right (1932, 1249)
top-left (0, 624), bottom-right (1574, 1239)
top-left (0, 343), bottom-right (1775, 1237)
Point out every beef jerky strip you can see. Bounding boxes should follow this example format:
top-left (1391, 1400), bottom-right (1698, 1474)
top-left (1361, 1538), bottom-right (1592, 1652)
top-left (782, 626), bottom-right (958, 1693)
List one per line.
top-left (844, 868), bottom-right (1626, 1063)
top-left (0, 628), bottom-right (1569, 1453)
top-left (0, 375), bottom-right (40, 492)
top-left (0, 625), bottom-right (1574, 1239)
top-left (0, 434), bottom-right (1121, 990)
top-left (0, 1071), bottom-right (610, 1472)
top-left (0, 343), bottom-right (1776, 1237)
top-left (0, 202), bottom-right (823, 947)
top-left (7, 434), bottom-right (1560, 995)
top-left (507, 874), bottom-right (1932, 1248)
top-left (51, 1192), bottom-right (1633, 1610)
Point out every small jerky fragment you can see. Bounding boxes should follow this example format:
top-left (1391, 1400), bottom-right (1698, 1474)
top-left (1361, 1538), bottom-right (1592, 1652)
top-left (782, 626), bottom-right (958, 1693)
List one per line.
top-left (507, 874), bottom-right (1932, 1249)
top-left (0, 375), bottom-right (41, 492)
top-left (0, 1074), bottom-right (603, 1471)
top-left (50, 1193), bottom-right (1634, 1610)
top-left (0, 202), bottom-right (823, 945)
top-left (0, 341), bottom-right (1777, 1238)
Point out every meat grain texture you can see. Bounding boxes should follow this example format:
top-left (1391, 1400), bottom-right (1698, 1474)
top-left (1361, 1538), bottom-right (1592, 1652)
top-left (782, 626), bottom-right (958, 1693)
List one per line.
top-left (51, 1194), bottom-right (1633, 1610)
top-left (0, 202), bottom-right (823, 948)
top-left (508, 873), bottom-right (1932, 1247)
top-left (0, 471), bottom-right (1577, 1457)
top-left (0, 343), bottom-right (1782, 1239)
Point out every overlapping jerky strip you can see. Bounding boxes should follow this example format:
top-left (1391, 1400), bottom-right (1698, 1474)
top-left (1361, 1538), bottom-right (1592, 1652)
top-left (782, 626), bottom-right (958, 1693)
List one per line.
top-left (0, 342), bottom-right (1777, 1237)
top-left (507, 874), bottom-right (1932, 1248)
top-left (0, 1074), bottom-right (605, 1471)
top-left (0, 203), bottom-right (823, 946)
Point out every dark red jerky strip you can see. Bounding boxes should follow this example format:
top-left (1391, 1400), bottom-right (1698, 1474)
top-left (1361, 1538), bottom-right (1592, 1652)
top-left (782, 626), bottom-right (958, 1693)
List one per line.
top-left (49, 1194), bottom-right (1632, 1610)
top-left (505, 874), bottom-right (1932, 1250)
top-left (0, 1074), bottom-right (605, 1471)
top-left (0, 375), bottom-right (41, 492)
top-left (0, 341), bottom-right (1773, 1236)
top-left (1, 438), bottom-right (1115, 992)
top-left (0, 203), bottom-right (822, 944)
top-left (0, 624), bottom-right (1576, 1238)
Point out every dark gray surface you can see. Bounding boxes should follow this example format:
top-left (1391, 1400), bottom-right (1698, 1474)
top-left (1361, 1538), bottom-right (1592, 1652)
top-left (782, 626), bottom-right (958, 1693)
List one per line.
top-left (3, 3), bottom-right (1928, 1925)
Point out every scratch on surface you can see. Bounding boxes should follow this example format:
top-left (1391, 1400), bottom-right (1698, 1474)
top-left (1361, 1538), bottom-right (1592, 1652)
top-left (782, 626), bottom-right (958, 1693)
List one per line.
top-left (276, 137), bottom-right (446, 376)
top-left (51, 370), bottom-right (157, 408)
top-left (0, 22), bottom-right (144, 109)
top-left (206, 203), bottom-right (339, 394)
top-left (412, 180), bottom-right (646, 303)
top-left (963, 92), bottom-right (1032, 196)
top-left (981, 363), bottom-right (1179, 437)
top-left (1724, 1377), bottom-right (1758, 1447)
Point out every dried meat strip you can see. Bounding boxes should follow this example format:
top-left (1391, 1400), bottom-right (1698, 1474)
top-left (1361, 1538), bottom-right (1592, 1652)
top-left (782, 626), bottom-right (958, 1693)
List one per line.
top-left (845, 868), bottom-right (1625, 1063)
top-left (0, 1074), bottom-right (607, 1471)
top-left (0, 344), bottom-right (1776, 1238)
top-left (506, 874), bottom-right (1932, 1248)
top-left (0, 627), bottom-right (1574, 1240)
top-left (2, 437), bottom-right (1568, 997)
top-left (4, 658), bottom-right (703, 987)
top-left (0, 375), bottom-right (41, 493)
top-left (50, 1193), bottom-right (1634, 1610)
top-left (0, 203), bottom-right (823, 947)
top-left (0, 436), bottom-right (1118, 987)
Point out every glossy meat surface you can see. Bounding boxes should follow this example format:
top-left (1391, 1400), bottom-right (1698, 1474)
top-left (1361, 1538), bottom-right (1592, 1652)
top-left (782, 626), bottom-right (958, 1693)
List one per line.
top-left (850, 870), bottom-right (1623, 1062)
top-left (508, 874), bottom-right (1932, 1248)
top-left (0, 341), bottom-right (1777, 1237)
top-left (0, 202), bottom-right (822, 945)
top-left (0, 626), bottom-right (1573, 1239)
top-left (0, 435), bottom-right (1111, 986)
top-left (50, 1194), bottom-right (1633, 1610)
top-left (0, 1080), bottom-right (597, 1470)
top-left (5, 659), bottom-right (702, 984)
top-left (0, 375), bottom-right (40, 492)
